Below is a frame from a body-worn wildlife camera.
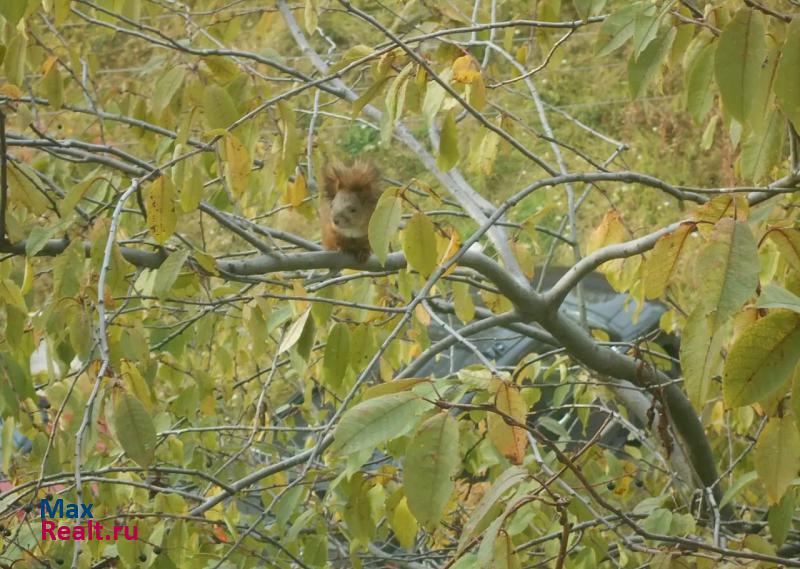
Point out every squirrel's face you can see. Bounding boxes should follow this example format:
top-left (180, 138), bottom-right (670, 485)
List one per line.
top-left (329, 190), bottom-right (373, 238)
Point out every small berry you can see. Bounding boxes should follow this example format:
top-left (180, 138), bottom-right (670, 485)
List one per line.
top-left (606, 482), bottom-right (615, 491)
top-left (139, 554), bottom-right (147, 562)
top-left (45, 493), bottom-right (53, 501)
top-left (56, 560), bottom-right (64, 566)
top-left (153, 546), bottom-right (162, 555)
top-left (23, 504), bottom-right (33, 514)
top-left (634, 479), bottom-right (644, 488)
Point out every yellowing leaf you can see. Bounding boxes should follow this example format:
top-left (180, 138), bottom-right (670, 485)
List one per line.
top-left (587, 210), bottom-right (628, 254)
top-left (437, 109), bottom-right (459, 171)
top-left (452, 55), bottom-right (481, 84)
top-left (457, 465), bottom-right (527, 554)
top-left (224, 133), bottom-right (251, 197)
top-left (120, 360), bottom-right (154, 411)
top-left (681, 308), bottom-right (727, 411)
top-left (363, 378), bottom-right (428, 400)
top-left (403, 212), bottom-right (438, 278)
top-left (203, 84), bottom-right (239, 130)
top-left (740, 108), bottom-right (784, 184)
top-left (278, 308), bottom-right (312, 355)
top-left (644, 222), bottom-right (694, 299)
top-left (694, 194), bottom-right (749, 224)
top-left (755, 415), bottom-right (800, 505)
top-left (332, 392), bottom-right (429, 454)
top-left (767, 227), bottom-right (800, 271)
top-left (41, 59), bottom-right (63, 109)
top-left (775, 17), bottom-right (800, 130)
top-left (113, 393), bottom-right (157, 469)
top-left (285, 172), bottom-right (308, 208)
top-left (488, 380), bottom-right (528, 464)
top-left (323, 322), bottom-right (350, 388)
top-left (438, 230), bottom-right (461, 277)
top-left (723, 310), bottom-right (800, 408)
top-left (146, 176), bottom-right (178, 244)
top-left (452, 281), bottom-right (475, 324)
top-left (695, 218), bottom-right (759, 332)
top-left (714, 9), bottom-right (766, 123)
top-left (368, 192), bottom-right (403, 265)
top-left (193, 251), bottom-right (219, 276)
top-left (404, 412), bottom-right (460, 526)
top-left (389, 496), bottom-right (418, 549)
top-left (304, 0), bottom-right (318, 35)
top-left (152, 67), bottom-right (185, 115)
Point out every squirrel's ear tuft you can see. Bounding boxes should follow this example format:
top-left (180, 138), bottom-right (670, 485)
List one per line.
top-left (322, 164), bottom-right (341, 196)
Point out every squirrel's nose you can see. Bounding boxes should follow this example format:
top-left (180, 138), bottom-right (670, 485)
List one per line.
top-left (333, 214), bottom-right (344, 226)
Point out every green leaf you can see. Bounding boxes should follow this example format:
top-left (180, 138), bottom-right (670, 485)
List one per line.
top-left (595, 3), bottom-right (641, 57)
top-left (723, 310), bottom-right (800, 408)
top-left (681, 307), bottom-right (727, 411)
top-left (775, 17), bottom-right (800, 130)
top-left (368, 192), bottom-right (403, 265)
top-left (4, 34), bottom-right (27, 88)
top-left (695, 218), bottom-right (759, 332)
top-left (685, 43), bottom-right (716, 122)
top-left (323, 322), bottom-right (350, 387)
top-left (153, 249), bottom-right (190, 299)
top-left (757, 283), bottom-right (800, 313)
top-left (42, 63), bottom-right (64, 109)
top-left (720, 471), bottom-right (758, 508)
top-left (114, 393), bottom-right (157, 468)
top-left (628, 27), bottom-right (675, 99)
top-left (304, 0), bottom-right (318, 35)
top-left (755, 415), bottom-right (800, 504)
top-left (0, 0), bottom-right (28, 26)
top-left (632, 8), bottom-right (659, 58)
top-left (643, 508), bottom-right (673, 534)
top-left (740, 108), bottom-right (784, 184)
top-left (203, 84), bottom-right (239, 130)
top-left (403, 212), bottom-right (438, 278)
top-left (153, 67), bottom-right (185, 115)
top-left (404, 412), bottom-right (460, 526)
top-left (422, 71), bottom-right (449, 126)
top-left (768, 488), bottom-right (795, 547)
top-left (332, 392), bottom-right (429, 454)
top-left (24, 225), bottom-right (59, 257)
top-left (437, 109), bottom-right (460, 171)
top-left (714, 9), bottom-right (766, 123)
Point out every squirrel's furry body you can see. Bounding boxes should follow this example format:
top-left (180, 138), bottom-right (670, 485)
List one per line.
top-left (320, 161), bottom-right (381, 261)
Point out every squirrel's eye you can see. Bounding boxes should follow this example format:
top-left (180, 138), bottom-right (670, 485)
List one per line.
top-left (349, 207), bottom-right (357, 213)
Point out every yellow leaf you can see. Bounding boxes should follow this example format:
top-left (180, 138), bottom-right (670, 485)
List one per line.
top-left (755, 415), bottom-right (800, 504)
top-left (488, 380), bottom-right (528, 464)
top-left (403, 212), bottom-right (438, 278)
top-left (285, 173), bottom-right (308, 208)
top-left (452, 54), bottom-right (481, 84)
top-left (587, 211), bottom-right (628, 254)
top-left (146, 175), bottom-right (178, 244)
top-left (644, 222), bottom-right (694, 299)
top-left (224, 133), bottom-right (251, 197)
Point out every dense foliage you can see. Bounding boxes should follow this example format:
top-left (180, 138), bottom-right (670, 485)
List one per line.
top-left (0, 0), bottom-right (799, 567)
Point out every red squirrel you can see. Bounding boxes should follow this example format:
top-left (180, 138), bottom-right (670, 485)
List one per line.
top-left (320, 161), bottom-right (381, 262)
